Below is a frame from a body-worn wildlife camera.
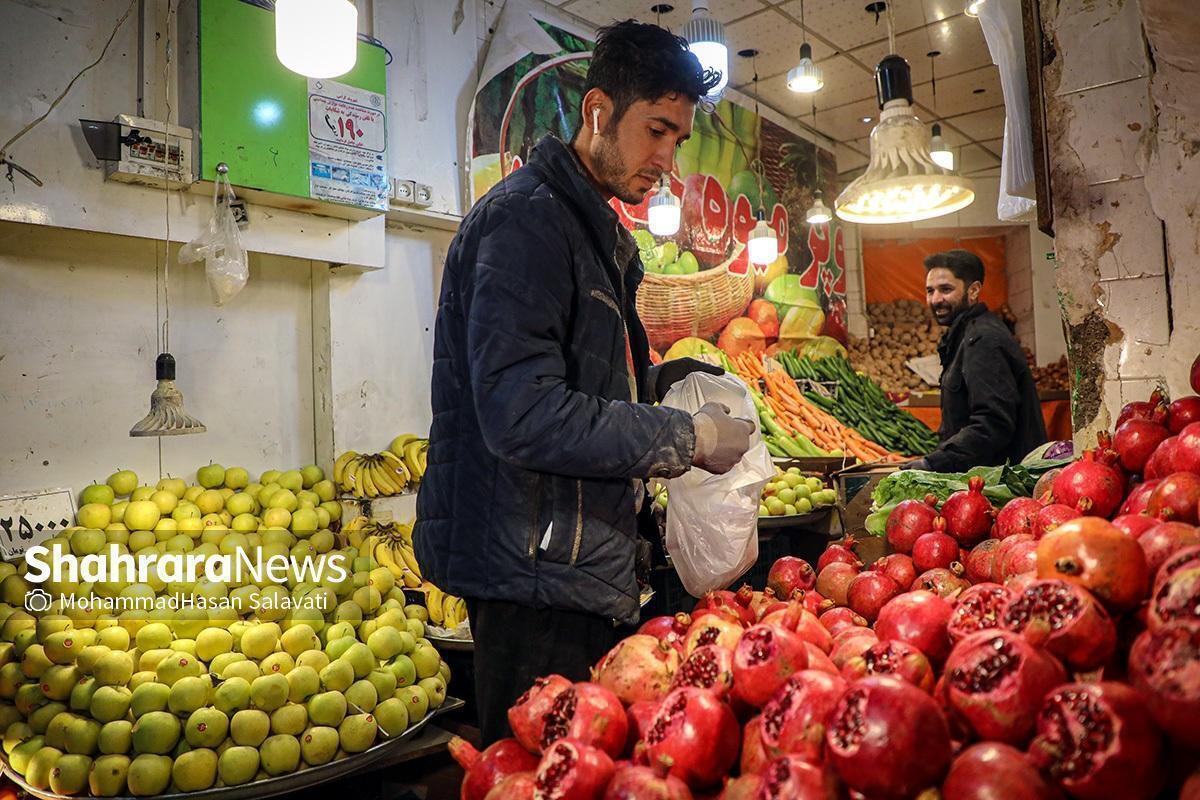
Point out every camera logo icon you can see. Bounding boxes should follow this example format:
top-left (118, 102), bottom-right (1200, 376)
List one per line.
top-left (25, 589), bottom-right (52, 613)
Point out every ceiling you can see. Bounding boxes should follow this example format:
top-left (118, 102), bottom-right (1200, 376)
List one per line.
top-left (544, 0), bottom-right (1005, 180)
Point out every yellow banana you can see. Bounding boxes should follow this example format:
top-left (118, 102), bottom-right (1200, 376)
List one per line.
top-left (360, 459), bottom-right (380, 499)
top-left (369, 458), bottom-right (399, 496)
top-left (348, 526), bottom-right (367, 549)
top-left (456, 597), bottom-right (468, 626)
top-left (400, 568), bottom-right (421, 589)
top-left (333, 451), bottom-right (358, 489)
top-left (389, 434), bottom-right (419, 459)
top-left (426, 586), bottom-right (445, 625)
top-left (444, 594), bottom-right (460, 628)
top-left (379, 451), bottom-right (411, 491)
top-left (371, 538), bottom-right (398, 573)
top-left (344, 459), bottom-right (363, 498)
top-left (395, 522), bottom-right (414, 545)
top-left (397, 542), bottom-right (422, 580)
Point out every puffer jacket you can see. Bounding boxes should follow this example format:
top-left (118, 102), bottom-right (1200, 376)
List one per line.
top-left (414, 135), bottom-right (696, 624)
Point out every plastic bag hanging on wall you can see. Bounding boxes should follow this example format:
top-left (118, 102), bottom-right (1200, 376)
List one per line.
top-left (178, 167), bottom-right (249, 306)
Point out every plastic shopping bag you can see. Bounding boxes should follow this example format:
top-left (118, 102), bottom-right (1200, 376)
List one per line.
top-left (661, 372), bottom-right (774, 597)
top-left (178, 172), bottom-right (248, 306)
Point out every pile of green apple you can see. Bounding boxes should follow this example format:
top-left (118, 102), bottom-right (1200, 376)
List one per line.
top-left (634, 229), bottom-right (700, 276)
top-left (759, 468), bottom-right (838, 517)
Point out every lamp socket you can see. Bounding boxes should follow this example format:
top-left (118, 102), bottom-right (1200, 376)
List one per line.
top-left (413, 183), bottom-right (434, 208)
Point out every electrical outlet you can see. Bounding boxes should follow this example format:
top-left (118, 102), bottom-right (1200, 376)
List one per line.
top-left (228, 198), bottom-right (249, 229)
top-left (390, 179), bottom-right (416, 204)
top-left (413, 183), bottom-right (434, 208)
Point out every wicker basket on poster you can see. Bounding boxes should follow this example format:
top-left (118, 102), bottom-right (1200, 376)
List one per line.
top-left (637, 242), bottom-right (754, 350)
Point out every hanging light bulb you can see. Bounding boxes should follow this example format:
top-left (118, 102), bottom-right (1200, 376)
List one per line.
top-left (930, 123), bottom-right (954, 170)
top-left (748, 210), bottom-right (778, 266)
top-left (806, 191), bottom-right (832, 225)
top-left (647, 177), bottom-right (681, 237)
top-left (787, 43), bottom-right (824, 93)
top-left (835, 55), bottom-right (974, 224)
top-left (964, 0), bottom-right (985, 17)
top-left (276, 0), bottom-right (358, 79)
top-left (681, 0), bottom-right (728, 98)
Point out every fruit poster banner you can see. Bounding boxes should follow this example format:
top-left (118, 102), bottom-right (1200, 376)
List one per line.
top-left (467, 0), bottom-right (848, 359)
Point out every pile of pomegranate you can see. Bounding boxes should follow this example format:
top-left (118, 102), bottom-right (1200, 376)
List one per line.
top-left (451, 376), bottom-right (1200, 800)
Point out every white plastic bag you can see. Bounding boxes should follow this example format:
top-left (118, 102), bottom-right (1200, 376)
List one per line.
top-left (179, 172), bottom-right (248, 306)
top-left (661, 372), bottom-right (774, 597)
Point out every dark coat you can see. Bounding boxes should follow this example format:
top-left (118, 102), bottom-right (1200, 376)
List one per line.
top-left (925, 304), bottom-right (1047, 472)
top-left (413, 135), bottom-right (696, 625)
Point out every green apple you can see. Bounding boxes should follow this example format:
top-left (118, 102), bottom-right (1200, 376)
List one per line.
top-left (296, 490), bottom-right (320, 508)
top-left (123, 501), bottom-right (161, 532)
top-left (290, 509), bottom-right (318, 537)
top-left (231, 514), bottom-right (259, 533)
top-left (172, 503), bottom-right (201, 522)
top-left (150, 491), bottom-right (178, 515)
top-left (156, 476), bottom-right (187, 498)
top-left (243, 483), bottom-right (264, 500)
top-left (312, 481), bottom-right (336, 503)
top-left (315, 508), bottom-right (331, 529)
top-left (130, 486), bottom-right (155, 502)
top-left (299, 466), bottom-right (324, 489)
top-left (223, 468), bottom-right (249, 490)
top-left (81, 484), bottom-right (115, 507)
top-left (109, 501), bottom-right (128, 524)
top-left (77, 504), bottom-right (112, 529)
top-left (197, 464), bottom-right (226, 489)
top-left (260, 470), bottom-right (281, 486)
top-left (319, 502), bottom-right (342, 523)
top-left (277, 471), bottom-right (304, 494)
top-left (225, 493), bottom-right (255, 517)
top-left (106, 471), bottom-right (138, 497)
top-left (266, 490), bottom-right (298, 513)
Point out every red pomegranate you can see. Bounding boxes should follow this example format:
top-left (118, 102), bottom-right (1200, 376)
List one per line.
top-left (1138, 521), bottom-right (1200, 577)
top-left (1006, 570), bottom-right (1038, 593)
top-left (1118, 480), bottom-right (1161, 516)
top-left (825, 676), bottom-right (951, 800)
top-left (874, 590), bottom-right (953, 664)
top-left (942, 742), bottom-right (1064, 800)
top-left (754, 757), bottom-right (840, 799)
top-left (942, 476), bottom-right (994, 546)
top-left (1148, 545), bottom-right (1200, 629)
top-left (1035, 504), bottom-right (1082, 538)
top-left (1002, 580), bottom-right (1116, 671)
top-left (817, 539), bottom-right (862, 572)
top-left (1051, 441), bottom-right (1126, 518)
top-left (885, 496), bottom-right (940, 554)
top-left (510, 675), bottom-right (573, 754)
top-left (760, 606), bottom-right (832, 654)
top-left (846, 572), bottom-right (901, 623)
top-left (829, 629), bottom-right (879, 670)
top-left (1175, 421), bottom-right (1200, 474)
top-left (912, 526), bottom-right (961, 572)
top-left (841, 640), bottom-right (935, 693)
top-left (1117, 389), bottom-right (1167, 429)
top-left (641, 687), bottom-right (740, 789)
top-left (1170, 396), bottom-right (1200, 434)
top-left (1146, 471), bottom-right (1200, 524)
top-left (1193, 354), bottom-right (1200, 394)
top-left (912, 565), bottom-right (970, 598)
top-left (731, 617), bottom-right (810, 708)
top-left (997, 537), bottom-right (1039, 583)
top-left (683, 615), bottom-right (744, 656)
top-left (963, 538), bottom-right (1001, 584)
top-left (1112, 512), bottom-right (1158, 539)
top-left (740, 715), bottom-right (769, 775)
top-left (593, 635), bottom-right (680, 705)
top-left (533, 739), bottom-right (616, 800)
top-left (638, 613), bottom-right (692, 655)
top-left (602, 757), bottom-right (693, 800)
top-left (1145, 436), bottom-right (1179, 480)
top-left (537, 682), bottom-right (629, 758)
top-left (815, 562), bottom-right (860, 606)
top-left (995, 497), bottom-right (1044, 539)
top-left (679, 174), bottom-right (731, 268)
top-left (818, 607), bottom-right (867, 637)
top-left (943, 630), bottom-right (1067, 746)
top-left (759, 670), bottom-right (848, 763)
top-left (485, 773), bottom-right (536, 800)
top-left (669, 645), bottom-right (733, 701)
top-left (875, 553), bottom-right (917, 589)
top-left (1128, 620), bottom-right (1200, 749)
top-left (948, 583), bottom-right (1014, 643)
top-left (694, 588), bottom-right (756, 628)
top-left (451, 737), bottom-right (541, 800)
top-left (993, 534), bottom-right (1035, 580)
top-left (803, 643), bottom-right (839, 675)
top-left (1028, 683), bottom-right (1165, 800)
top-left (1037, 517), bottom-right (1150, 611)
top-left (626, 701), bottom-right (661, 753)
top-left (1115, 418), bottom-right (1171, 474)
top-left (766, 557), bottom-right (816, 598)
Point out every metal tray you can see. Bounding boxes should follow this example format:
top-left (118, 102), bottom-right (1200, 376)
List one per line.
top-left (0, 698), bottom-right (464, 800)
top-left (757, 506), bottom-right (834, 529)
top-left (424, 633), bottom-right (473, 652)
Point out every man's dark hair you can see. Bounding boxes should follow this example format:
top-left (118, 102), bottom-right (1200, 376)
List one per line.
top-left (582, 20), bottom-right (721, 128)
top-left (924, 249), bottom-right (985, 286)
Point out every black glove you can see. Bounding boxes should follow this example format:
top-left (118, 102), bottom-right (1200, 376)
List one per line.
top-left (647, 357), bottom-right (724, 403)
top-left (901, 457), bottom-right (931, 471)
top-left (692, 402), bottom-right (756, 474)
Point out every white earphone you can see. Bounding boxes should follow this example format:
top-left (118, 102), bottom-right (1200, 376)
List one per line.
top-left (592, 107), bottom-right (601, 135)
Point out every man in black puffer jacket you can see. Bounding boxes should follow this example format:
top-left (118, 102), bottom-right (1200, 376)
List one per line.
top-left (414, 21), bottom-right (755, 743)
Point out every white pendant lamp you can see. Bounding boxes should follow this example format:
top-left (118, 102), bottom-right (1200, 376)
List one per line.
top-left (647, 177), bottom-right (681, 237)
top-left (806, 191), bottom-right (832, 225)
top-left (276, 0), bottom-right (358, 79)
top-left (930, 123), bottom-right (954, 170)
top-left (748, 211), bottom-right (778, 266)
top-left (681, 0), bottom-right (728, 98)
top-left (835, 54), bottom-right (975, 224)
top-left (964, 0), bottom-right (985, 17)
top-left (787, 0), bottom-right (823, 94)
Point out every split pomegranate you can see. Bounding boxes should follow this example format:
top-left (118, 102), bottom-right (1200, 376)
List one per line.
top-left (846, 571), bottom-right (901, 622)
top-left (641, 687), bottom-right (740, 789)
top-left (942, 476), bottom-right (994, 546)
top-left (1035, 504), bottom-right (1082, 539)
top-left (533, 739), bottom-right (616, 800)
top-left (1138, 521), bottom-right (1200, 577)
top-left (625, 701), bottom-right (661, 753)
top-left (995, 497), bottom-right (1045, 539)
top-left (602, 757), bottom-right (693, 800)
top-left (1028, 682), bottom-right (1165, 800)
top-left (638, 614), bottom-right (692, 655)
top-left (874, 590), bottom-right (953, 664)
top-left (1118, 480), bottom-right (1160, 516)
top-left (817, 538), bottom-right (862, 572)
top-left (1146, 471), bottom-right (1200, 524)
top-left (1147, 545), bottom-right (1200, 629)
top-left (818, 607), bottom-right (867, 637)
top-left (731, 618), bottom-right (810, 708)
top-left (1002, 580), bottom-right (1117, 671)
top-left (755, 757), bottom-right (839, 800)
top-left (1174, 421), bottom-right (1200, 474)
top-left (815, 562), bottom-right (859, 606)
top-left (592, 635), bottom-right (679, 705)
top-left (943, 630), bottom-right (1067, 745)
top-left (964, 538), bottom-right (1002, 584)
top-left (825, 675), bottom-right (952, 800)
top-left (841, 640), bottom-right (936, 693)
top-left (942, 742), bottom-right (1064, 800)
top-left (510, 675), bottom-right (573, 754)
top-left (683, 615), bottom-right (744, 656)
top-left (766, 557), bottom-right (816, 598)
top-left (885, 495), bottom-right (940, 554)
top-left (912, 526), bottom-right (961, 572)
top-left (538, 682), bottom-right (629, 758)
top-left (1112, 512), bottom-right (1158, 539)
top-left (911, 565), bottom-right (970, 598)
top-left (485, 772), bottom-right (536, 800)
top-left (668, 645), bottom-right (733, 701)
top-left (1037, 517), bottom-right (1149, 611)
top-left (948, 583), bottom-right (1014, 644)
top-left (875, 553), bottom-right (917, 589)
top-left (740, 715), bottom-right (769, 775)
top-left (1114, 418), bottom-right (1170, 474)
top-left (451, 737), bottom-right (541, 800)
top-left (1128, 620), bottom-right (1200, 749)
top-left (759, 670), bottom-right (848, 763)
top-left (1051, 442), bottom-right (1126, 519)
top-left (1169, 396), bottom-right (1200, 434)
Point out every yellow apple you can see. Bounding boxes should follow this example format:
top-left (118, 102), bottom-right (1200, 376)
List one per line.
top-left (267, 489), bottom-right (299, 513)
top-left (219, 511), bottom-right (234, 527)
top-left (110, 500), bottom-right (128, 523)
top-left (76, 503), bottom-right (112, 529)
top-left (300, 465), bottom-right (324, 489)
top-left (178, 517), bottom-right (205, 538)
top-left (156, 476), bottom-right (187, 498)
top-left (80, 483), bottom-right (115, 506)
top-left (225, 493), bottom-right (256, 517)
top-left (130, 486), bottom-right (155, 502)
top-left (150, 490), bottom-right (178, 515)
top-left (123, 500), bottom-right (161, 532)
top-left (263, 508), bottom-right (292, 529)
top-left (172, 503), bottom-right (201, 522)
top-left (291, 508), bottom-right (319, 537)
top-left (154, 518), bottom-right (178, 534)
top-left (319, 501), bottom-right (342, 522)
top-left (315, 508), bottom-right (331, 529)
top-left (231, 513), bottom-right (259, 533)
top-left (127, 530), bottom-right (156, 552)
top-left (184, 486), bottom-right (205, 503)
top-left (313, 480), bottom-right (336, 502)
top-left (244, 483), bottom-right (264, 500)
top-left (260, 470), bottom-right (282, 485)
top-left (278, 470), bottom-right (304, 493)
top-left (105, 528), bottom-right (129, 546)
top-left (297, 490), bottom-right (321, 508)
top-left (197, 463), bottom-right (226, 489)
top-left (106, 470), bottom-right (138, 497)
top-left (224, 467), bottom-right (250, 490)
top-left (196, 490), bottom-right (224, 515)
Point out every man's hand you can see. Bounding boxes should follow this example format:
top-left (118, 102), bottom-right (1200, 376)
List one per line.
top-left (901, 457), bottom-right (931, 471)
top-left (692, 402), bottom-right (756, 474)
top-left (647, 357), bottom-right (724, 403)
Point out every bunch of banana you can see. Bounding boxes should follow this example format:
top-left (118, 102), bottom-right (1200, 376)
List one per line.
top-left (362, 520), bottom-right (424, 589)
top-left (333, 450), bottom-right (413, 498)
top-left (426, 583), bottom-right (468, 629)
top-left (388, 434), bottom-right (429, 483)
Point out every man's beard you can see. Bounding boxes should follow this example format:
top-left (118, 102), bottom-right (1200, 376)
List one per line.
top-left (932, 297), bottom-right (973, 326)
top-left (593, 134), bottom-right (654, 205)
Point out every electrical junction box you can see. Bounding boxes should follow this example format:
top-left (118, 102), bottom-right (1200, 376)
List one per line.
top-left (178, 0), bottom-right (389, 221)
top-left (103, 115), bottom-right (195, 188)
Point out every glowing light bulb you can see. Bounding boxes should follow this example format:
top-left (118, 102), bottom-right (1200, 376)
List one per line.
top-left (275, 0), bottom-right (358, 79)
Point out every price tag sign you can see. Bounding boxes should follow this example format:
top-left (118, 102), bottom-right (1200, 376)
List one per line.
top-left (307, 78), bottom-right (388, 210)
top-left (0, 489), bottom-right (76, 560)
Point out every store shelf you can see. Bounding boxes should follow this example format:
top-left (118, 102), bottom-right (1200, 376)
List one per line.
top-left (340, 493), bottom-right (418, 525)
top-left (384, 206), bottom-right (462, 232)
